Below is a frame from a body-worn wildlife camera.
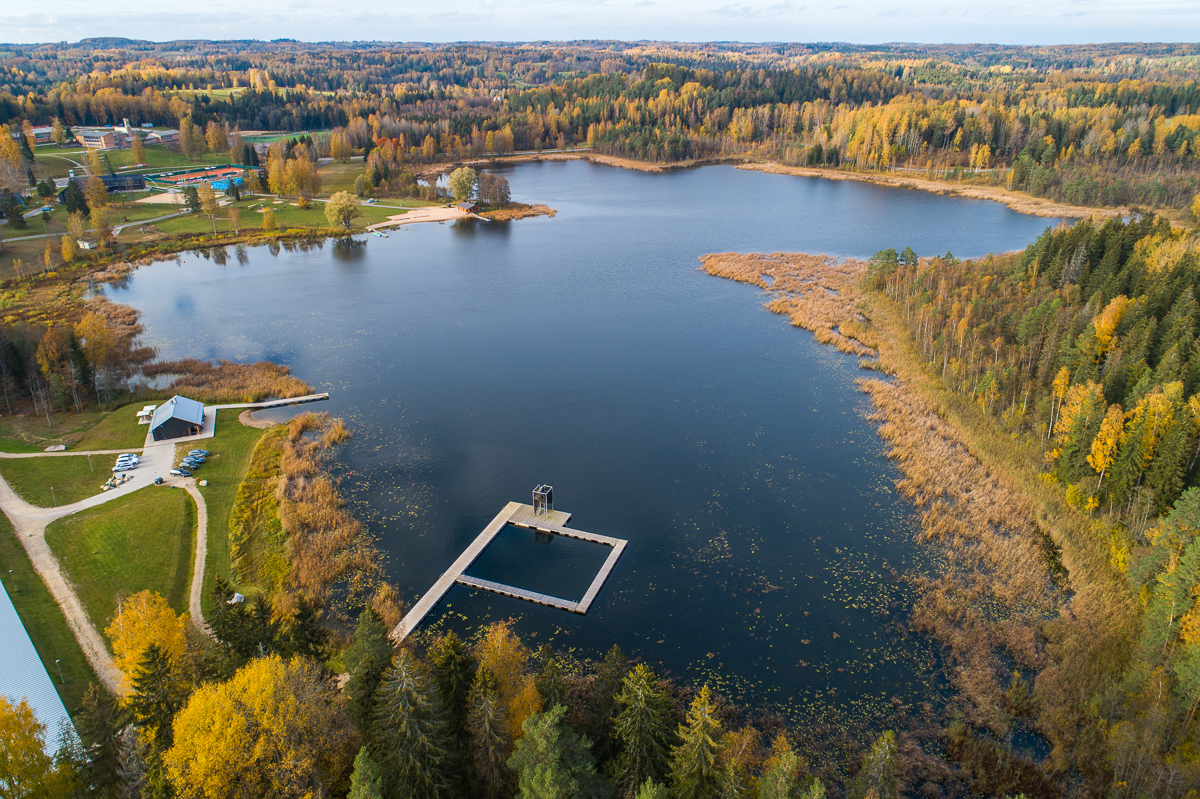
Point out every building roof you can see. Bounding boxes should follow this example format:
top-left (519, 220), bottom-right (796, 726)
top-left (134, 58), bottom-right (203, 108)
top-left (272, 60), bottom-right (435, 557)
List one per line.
top-left (150, 395), bottom-right (205, 430)
top-left (0, 581), bottom-right (74, 751)
top-left (456, 201), bottom-right (479, 210)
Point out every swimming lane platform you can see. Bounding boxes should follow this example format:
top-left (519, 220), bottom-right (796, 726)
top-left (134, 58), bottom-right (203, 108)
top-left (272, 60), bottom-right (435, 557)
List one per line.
top-left (391, 501), bottom-right (627, 642)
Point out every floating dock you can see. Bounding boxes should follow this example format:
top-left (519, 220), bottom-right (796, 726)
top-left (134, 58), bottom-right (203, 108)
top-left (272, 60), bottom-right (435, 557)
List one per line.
top-left (391, 501), bottom-right (627, 642)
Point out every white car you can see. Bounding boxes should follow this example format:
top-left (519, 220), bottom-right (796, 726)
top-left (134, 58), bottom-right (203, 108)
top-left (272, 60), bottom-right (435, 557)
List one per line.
top-left (112, 461), bottom-right (135, 472)
top-left (117, 453), bottom-right (140, 464)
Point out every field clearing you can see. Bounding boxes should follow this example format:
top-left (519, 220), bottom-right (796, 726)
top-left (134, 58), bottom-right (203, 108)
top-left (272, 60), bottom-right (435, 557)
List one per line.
top-left (45, 487), bottom-right (195, 632)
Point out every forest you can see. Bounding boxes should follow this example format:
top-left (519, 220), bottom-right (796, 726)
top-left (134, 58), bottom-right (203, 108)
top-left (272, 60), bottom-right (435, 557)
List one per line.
top-left (863, 216), bottom-right (1200, 796)
top-left (2, 41), bottom-right (1200, 208)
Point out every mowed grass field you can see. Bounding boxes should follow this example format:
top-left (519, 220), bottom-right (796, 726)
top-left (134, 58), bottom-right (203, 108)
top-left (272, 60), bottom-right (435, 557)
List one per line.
top-left (0, 512), bottom-right (97, 716)
top-left (45, 486), bottom-right (195, 633)
top-left (0, 455), bottom-right (115, 507)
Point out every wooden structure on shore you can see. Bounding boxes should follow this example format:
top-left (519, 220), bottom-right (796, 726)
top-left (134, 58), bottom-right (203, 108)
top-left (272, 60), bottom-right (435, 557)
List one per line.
top-left (391, 497), bottom-right (627, 642)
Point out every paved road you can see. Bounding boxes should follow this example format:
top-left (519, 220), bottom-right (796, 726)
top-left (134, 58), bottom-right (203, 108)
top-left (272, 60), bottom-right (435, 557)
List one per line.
top-left (3, 209), bottom-right (187, 243)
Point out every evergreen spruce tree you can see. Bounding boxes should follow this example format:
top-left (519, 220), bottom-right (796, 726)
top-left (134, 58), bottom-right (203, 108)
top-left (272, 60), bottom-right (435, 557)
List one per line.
top-left (586, 645), bottom-right (630, 766)
top-left (847, 730), bottom-right (898, 799)
top-left (508, 704), bottom-right (611, 799)
top-left (279, 598), bottom-right (328, 660)
top-left (344, 608), bottom-right (394, 728)
top-left (634, 778), bottom-right (669, 799)
top-left (668, 685), bottom-right (724, 799)
top-left (536, 646), bottom-right (569, 712)
top-left (348, 746), bottom-right (384, 799)
top-left (1146, 416), bottom-right (1194, 514)
top-left (468, 665), bottom-right (513, 799)
top-left (77, 684), bottom-right (125, 797)
top-left (611, 663), bottom-right (675, 798)
top-left (430, 630), bottom-right (476, 794)
top-left (369, 649), bottom-right (452, 799)
top-left (128, 644), bottom-right (185, 751)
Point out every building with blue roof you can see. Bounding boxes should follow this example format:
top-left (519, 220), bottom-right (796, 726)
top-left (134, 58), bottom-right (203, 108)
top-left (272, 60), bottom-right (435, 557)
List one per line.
top-left (150, 395), bottom-right (206, 441)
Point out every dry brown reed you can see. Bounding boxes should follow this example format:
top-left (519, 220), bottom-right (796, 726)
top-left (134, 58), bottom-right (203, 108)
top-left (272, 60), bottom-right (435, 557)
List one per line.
top-left (142, 359), bottom-right (313, 403)
top-left (700, 252), bottom-right (877, 357)
top-left (701, 251), bottom-right (1138, 767)
top-left (230, 410), bottom-right (397, 626)
top-left (479, 203), bottom-right (558, 221)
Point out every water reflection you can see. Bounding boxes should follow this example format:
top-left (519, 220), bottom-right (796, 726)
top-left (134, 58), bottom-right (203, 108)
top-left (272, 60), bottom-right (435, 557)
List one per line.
top-left (105, 161), bottom-right (1062, 731)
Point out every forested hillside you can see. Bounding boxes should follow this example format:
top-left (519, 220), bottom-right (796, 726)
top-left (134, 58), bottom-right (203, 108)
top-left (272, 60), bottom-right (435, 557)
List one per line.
top-left (3, 41), bottom-right (1200, 208)
top-left (869, 218), bottom-right (1200, 794)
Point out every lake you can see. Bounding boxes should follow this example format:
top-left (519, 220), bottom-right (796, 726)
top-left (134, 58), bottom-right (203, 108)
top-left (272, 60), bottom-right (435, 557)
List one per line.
top-left (104, 161), bottom-right (1063, 731)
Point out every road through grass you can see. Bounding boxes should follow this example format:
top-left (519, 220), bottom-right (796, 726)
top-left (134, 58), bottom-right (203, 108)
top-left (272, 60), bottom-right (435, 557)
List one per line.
top-left (45, 487), bottom-right (195, 633)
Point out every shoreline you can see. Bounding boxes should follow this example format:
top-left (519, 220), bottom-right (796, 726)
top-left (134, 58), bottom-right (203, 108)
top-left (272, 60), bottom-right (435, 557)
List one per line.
top-left (699, 249), bottom-right (1129, 777)
top-left (433, 150), bottom-right (1137, 220)
top-left (737, 162), bottom-right (1126, 220)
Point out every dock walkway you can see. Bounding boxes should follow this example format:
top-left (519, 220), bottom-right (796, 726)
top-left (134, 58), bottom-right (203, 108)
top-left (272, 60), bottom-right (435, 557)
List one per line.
top-left (391, 502), bottom-right (627, 641)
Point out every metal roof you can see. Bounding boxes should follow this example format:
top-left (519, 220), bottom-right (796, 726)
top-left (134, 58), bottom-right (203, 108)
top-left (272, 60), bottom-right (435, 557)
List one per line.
top-left (149, 395), bottom-right (205, 430)
top-left (0, 581), bottom-right (73, 751)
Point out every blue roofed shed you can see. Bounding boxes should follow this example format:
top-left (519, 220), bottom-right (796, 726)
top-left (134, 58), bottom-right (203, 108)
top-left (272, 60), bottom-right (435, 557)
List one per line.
top-left (150, 395), bottom-right (206, 441)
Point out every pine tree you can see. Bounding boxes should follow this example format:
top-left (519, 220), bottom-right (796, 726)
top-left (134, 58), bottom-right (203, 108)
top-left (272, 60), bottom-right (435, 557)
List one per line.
top-left (536, 646), bottom-right (569, 712)
top-left (668, 685), bottom-right (724, 799)
top-left (634, 778), bottom-right (669, 799)
top-left (507, 704), bottom-right (610, 799)
top-left (612, 663), bottom-right (674, 798)
top-left (348, 746), bottom-right (384, 799)
top-left (468, 665), bottom-right (512, 799)
top-left (847, 730), bottom-right (898, 799)
top-left (344, 608), bottom-right (393, 728)
top-left (431, 630), bottom-right (476, 794)
top-left (369, 649), bottom-right (452, 799)
top-left (586, 645), bottom-right (630, 766)
top-left (127, 644), bottom-right (185, 751)
top-left (77, 684), bottom-right (124, 796)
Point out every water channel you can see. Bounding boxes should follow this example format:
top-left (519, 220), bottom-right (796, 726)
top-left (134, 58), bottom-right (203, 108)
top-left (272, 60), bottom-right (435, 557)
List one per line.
top-left (104, 161), bottom-right (1064, 730)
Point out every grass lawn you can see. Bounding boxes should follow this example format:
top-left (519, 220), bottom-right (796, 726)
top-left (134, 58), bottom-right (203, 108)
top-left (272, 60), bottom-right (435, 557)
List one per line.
top-left (317, 162), bottom-right (362, 194)
top-left (137, 197), bottom-right (406, 238)
top-left (45, 487), bottom-right (195, 632)
top-left (72, 405), bottom-right (148, 451)
top-left (195, 411), bottom-right (268, 618)
top-left (0, 455), bottom-right (118, 507)
top-left (0, 513), bottom-right (98, 717)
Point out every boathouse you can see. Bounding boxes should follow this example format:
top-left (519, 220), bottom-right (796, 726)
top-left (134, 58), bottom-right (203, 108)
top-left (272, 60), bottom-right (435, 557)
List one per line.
top-left (149, 395), bottom-right (206, 441)
top-left (456, 201), bottom-right (480, 213)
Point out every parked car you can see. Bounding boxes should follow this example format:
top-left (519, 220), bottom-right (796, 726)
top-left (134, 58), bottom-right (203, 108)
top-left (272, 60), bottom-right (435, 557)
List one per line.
top-left (116, 454), bottom-right (139, 464)
top-left (184, 454), bottom-right (205, 463)
top-left (169, 468), bottom-right (191, 477)
top-left (113, 462), bottom-right (135, 472)
top-left (188, 449), bottom-right (210, 457)
top-left (366, 198), bottom-right (378, 204)
top-left (181, 461), bottom-right (201, 470)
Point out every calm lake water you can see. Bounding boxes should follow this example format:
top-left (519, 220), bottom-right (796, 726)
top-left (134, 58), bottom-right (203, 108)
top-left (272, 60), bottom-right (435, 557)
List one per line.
top-left (105, 162), bottom-right (1062, 730)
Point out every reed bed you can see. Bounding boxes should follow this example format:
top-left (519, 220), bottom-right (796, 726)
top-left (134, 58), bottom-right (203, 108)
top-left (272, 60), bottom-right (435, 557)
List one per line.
top-left (143, 359), bottom-right (313, 403)
top-left (229, 412), bottom-right (403, 628)
top-left (700, 251), bottom-right (1137, 770)
top-left (479, 203), bottom-right (557, 221)
top-left (700, 252), bottom-right (877, 357)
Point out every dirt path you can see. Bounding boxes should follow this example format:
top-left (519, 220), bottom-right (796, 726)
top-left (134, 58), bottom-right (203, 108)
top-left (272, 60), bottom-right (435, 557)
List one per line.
top-left (183, 484), bottom-right (211, 635)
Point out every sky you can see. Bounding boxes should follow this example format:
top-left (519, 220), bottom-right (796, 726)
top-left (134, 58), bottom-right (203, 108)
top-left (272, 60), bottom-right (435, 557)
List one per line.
top-left (2, 0), bottom-right (1198, 45)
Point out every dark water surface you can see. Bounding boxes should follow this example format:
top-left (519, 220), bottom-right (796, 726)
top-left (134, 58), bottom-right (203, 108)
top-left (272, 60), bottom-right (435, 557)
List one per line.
top-left (105, 162), bottom-right (1061, 728)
